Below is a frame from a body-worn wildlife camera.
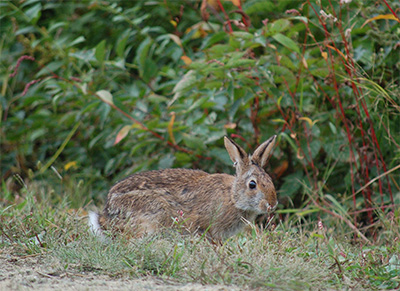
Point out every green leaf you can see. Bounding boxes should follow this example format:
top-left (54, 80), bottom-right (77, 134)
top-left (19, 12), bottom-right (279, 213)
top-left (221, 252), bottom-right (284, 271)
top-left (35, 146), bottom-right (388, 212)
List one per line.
top-left (175, 152), bottom-right (192, 163)
top-left (15, 199), bottom-right (27, 210)
top-left (36, 61), bottom-right (63, 77)
top-left (325, 138), bottom-right (348, 162)
top-left (96, 90), bottom-right (114, 105)
top-left (225, 58), bottom-right (255, 69)
top-left (200, 31), bottom-right (227, 50)
top-left (329, 122), bottom-right (337, 134)
top-left (168, 33), bottom-right (182, 47)
top-left (309, 139), bottom-right (321, 159)
top-left (310, 68), bottom-right (330, 78)
top-left (95, 40), bottom-right (106, 64)
top-left (231, 31), bottom-right (254, 40)
top-left (89, 132), bottom-right (106, 149)
top-left (104, 158), bottom-right (116, 175)
top-left (169, 70), bottom-right (197, 106)
top-left (209, 148), bottom-right (231, 166)
top-left (272, 33), bottom-right (300, 54)
top-left (182, 134), bottom-right (206, 151)
top-left (268, 65), bottom-right (296, 87)
top-left (279, 172), bottom-right (304, 197)
top-left (48, 22), bottom-right (67, 33)
top-left (289, 16), bottom-right (309, 24)
top-left (270, 19), bottom-right (291, 34)
top-left (244, 1), bottom-right (274, 15)
top-left (15, 26), bottom-right (37, 35)
top-left (68, 36), bottom-right (86, 48)
top-left (25, 3), bottom-right (42, 24)
top-left (135, 37), bottom-right (153, 78)
top-left (158, 154), bottom-right (175, 169)
top-left (186, 97), bottom-right (208, 113)
top-left (29, 128), bottom-right (47, 142)
top-left (116, 34), bottom-right (130, 58)
top-left (142, 58), bottom-right (158, 82)
top-left (172, 71), bottom-right (196, 93)
top-left (70, 50), bottom-right (95, 61)
top-left (207, 44), bottom-right (235, 56)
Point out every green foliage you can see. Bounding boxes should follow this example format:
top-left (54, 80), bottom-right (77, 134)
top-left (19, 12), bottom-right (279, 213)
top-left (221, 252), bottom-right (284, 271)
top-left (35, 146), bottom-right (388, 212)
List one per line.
top-left (1, 0), bottom-right (399, 227)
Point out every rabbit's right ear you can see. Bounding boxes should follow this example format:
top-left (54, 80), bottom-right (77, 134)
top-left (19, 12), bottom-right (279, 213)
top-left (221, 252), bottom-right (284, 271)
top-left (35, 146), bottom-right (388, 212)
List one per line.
top-left (224, 136), bottom-right (248, 171)
top-left (251, 135), bottom-right (277, 168)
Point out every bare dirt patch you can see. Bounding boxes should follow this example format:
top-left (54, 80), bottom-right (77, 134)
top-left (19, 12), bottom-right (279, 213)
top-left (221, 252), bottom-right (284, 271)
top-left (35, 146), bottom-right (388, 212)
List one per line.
top-left (0, 249), bottom-right (236, 291)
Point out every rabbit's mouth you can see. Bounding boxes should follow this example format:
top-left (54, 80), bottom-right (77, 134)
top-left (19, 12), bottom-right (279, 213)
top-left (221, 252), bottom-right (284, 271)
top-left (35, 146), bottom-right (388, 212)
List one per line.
top-left (258, 199), bottom-right (278, 214)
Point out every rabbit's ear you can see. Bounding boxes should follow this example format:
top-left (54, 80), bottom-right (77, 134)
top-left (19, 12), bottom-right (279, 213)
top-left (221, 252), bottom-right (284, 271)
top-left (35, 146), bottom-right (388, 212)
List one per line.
top-left (224, 136), bottom-right (248, 169)
top-left (251, 135), bottom-right (277, 168)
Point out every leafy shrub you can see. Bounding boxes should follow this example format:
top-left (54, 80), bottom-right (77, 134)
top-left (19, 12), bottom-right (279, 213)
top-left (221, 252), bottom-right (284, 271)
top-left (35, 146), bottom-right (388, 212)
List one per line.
top-left (1, 0), bottom-right (399, 229)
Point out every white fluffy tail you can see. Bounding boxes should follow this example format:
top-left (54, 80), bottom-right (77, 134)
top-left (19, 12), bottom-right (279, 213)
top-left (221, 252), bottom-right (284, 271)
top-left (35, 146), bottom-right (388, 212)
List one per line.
top-left (88, 211), bottom-right (106, 241)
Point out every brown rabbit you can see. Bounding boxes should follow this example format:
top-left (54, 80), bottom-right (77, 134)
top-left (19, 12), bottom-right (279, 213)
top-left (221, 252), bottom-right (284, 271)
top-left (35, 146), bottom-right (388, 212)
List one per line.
top-left (89, 135), bottom-right (278, 240)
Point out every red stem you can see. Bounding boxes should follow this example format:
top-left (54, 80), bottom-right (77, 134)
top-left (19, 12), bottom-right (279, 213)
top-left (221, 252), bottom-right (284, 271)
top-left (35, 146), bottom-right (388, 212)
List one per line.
top-left (237, 0), bottom-right (249, 29)
top-left (308, 0), bottom-right (357, 223)
top-left (333, 0), bottom-right (393, 208)
top-left (216, 0), bottom-right (233, 33)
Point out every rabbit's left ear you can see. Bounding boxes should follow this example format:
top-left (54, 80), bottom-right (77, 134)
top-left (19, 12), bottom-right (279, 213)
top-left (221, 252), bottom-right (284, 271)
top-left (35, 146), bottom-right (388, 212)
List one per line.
top-left (251, 135), bottom-right (277, 168)
top-left (224, 136), bottom-right (248, 171)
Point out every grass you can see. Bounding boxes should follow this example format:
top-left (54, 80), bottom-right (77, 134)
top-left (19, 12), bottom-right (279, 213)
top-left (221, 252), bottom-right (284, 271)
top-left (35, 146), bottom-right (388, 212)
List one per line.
top-left (1, 182), bottom-right (400, 290)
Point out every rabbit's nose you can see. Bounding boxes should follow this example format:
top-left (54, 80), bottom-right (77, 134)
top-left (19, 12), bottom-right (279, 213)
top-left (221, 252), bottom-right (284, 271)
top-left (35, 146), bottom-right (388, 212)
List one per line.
top-left (267, 201), bottom-right (278, 212)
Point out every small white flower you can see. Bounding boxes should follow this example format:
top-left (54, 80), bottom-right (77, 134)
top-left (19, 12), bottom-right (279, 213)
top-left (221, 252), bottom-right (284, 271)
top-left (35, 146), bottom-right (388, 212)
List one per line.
top-left (320, 10), bottom-right (329, 19)
top-left (345, 28), bottom-right (352, 39)
top-left (320, 10), bottom-right (337, 22)
top-left (318, 220), bottom-right (324, 230)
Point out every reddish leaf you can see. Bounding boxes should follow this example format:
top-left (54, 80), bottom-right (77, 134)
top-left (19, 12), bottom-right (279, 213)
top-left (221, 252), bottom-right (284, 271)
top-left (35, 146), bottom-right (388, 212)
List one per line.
top-left (114, 125), bottom-right (131, 145)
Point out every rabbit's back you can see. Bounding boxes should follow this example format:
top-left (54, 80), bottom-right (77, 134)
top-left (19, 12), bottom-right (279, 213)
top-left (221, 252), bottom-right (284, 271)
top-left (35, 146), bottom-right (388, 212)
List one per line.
top-left (110, 168), bottom-right (208, 193)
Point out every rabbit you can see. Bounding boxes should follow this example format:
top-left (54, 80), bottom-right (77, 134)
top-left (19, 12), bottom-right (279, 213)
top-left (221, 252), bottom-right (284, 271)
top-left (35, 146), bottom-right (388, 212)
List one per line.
top-left (89, 135), bottom-right (278, 241)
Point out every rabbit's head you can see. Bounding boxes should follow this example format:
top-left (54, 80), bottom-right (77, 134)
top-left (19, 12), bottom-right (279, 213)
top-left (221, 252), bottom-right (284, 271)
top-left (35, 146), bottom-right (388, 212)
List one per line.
top-left (224, 135), bottom-right (277, 215)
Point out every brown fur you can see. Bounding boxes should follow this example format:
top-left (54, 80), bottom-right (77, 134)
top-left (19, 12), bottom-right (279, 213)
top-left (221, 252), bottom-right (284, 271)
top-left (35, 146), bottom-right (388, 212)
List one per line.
top-left (92, 136), bottom-right (278, 240)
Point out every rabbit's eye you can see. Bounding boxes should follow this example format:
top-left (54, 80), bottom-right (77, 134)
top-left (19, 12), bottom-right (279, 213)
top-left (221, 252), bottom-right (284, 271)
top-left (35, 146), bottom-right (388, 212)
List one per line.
top-left (249, 180), bottom-right (257, 189)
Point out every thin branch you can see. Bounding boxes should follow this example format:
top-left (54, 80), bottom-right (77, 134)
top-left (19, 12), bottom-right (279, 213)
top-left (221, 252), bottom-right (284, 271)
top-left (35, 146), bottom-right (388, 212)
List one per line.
top-left (310, 198), bottom-right (372, 245)
top-left (354, 164), bottom-right (400, 196)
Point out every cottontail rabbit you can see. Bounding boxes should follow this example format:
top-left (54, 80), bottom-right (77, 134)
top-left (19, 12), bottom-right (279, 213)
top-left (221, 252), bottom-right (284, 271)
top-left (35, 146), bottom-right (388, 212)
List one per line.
top-left (89, 135), bottom-right (278, 240)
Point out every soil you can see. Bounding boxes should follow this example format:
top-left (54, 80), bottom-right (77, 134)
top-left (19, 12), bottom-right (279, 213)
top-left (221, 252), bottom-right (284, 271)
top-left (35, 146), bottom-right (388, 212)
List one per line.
top-left (0, 250), bottom-right (237, 291)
